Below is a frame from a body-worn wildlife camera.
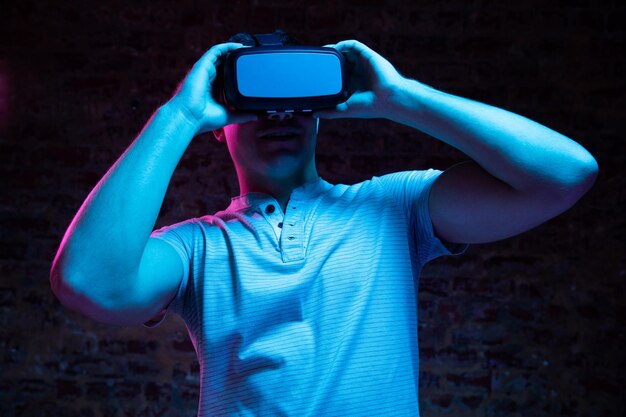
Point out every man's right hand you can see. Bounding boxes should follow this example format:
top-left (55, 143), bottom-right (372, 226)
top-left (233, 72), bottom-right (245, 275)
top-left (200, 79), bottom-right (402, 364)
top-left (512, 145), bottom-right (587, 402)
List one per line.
top-left (167, 42), bottom-right (259, 134)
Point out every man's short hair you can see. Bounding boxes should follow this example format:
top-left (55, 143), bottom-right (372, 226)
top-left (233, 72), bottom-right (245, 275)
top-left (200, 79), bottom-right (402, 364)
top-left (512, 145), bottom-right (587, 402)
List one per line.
top-left (227, 29), bottom-right (302, 47)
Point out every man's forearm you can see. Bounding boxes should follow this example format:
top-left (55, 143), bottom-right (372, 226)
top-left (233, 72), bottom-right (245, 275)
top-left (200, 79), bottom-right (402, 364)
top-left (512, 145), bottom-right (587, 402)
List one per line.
top-left (386, 79), bottom-right (598, 194)
top-left (51, 102), bottom-right (198, 303)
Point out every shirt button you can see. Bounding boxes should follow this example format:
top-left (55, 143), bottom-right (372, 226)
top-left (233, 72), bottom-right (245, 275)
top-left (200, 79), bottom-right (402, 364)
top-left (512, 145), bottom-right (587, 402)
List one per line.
top-left (278, 222), bottom-right (283, 228)
top-left (265, 204), bottom-right (275, 214)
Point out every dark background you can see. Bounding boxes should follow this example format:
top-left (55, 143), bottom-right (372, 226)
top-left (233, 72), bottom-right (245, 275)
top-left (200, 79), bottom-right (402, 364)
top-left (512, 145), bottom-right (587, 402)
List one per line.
top-left (1, 0), bottom-right (624, 416)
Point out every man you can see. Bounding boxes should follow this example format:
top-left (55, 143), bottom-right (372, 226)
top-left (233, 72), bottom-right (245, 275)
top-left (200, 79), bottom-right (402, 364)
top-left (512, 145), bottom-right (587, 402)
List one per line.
top-left (50, 30), bottom-right (597, 416)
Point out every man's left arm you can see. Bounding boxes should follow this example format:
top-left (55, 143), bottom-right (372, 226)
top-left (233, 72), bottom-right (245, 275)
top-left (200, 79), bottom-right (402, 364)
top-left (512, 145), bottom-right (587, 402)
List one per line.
top-left (315, 40), bottom-right (598, 244)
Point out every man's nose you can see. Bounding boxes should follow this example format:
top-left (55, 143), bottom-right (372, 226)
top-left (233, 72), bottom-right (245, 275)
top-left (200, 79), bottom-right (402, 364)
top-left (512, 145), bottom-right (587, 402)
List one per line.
top-left (266, 111), bottom-right (294, 121)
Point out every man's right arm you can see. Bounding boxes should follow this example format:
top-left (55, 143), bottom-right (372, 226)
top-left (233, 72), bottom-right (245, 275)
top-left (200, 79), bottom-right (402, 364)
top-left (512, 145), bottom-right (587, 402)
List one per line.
top-left (50, 103), bottom-right (197, 325)
top-left (50, 43), bottom-right (257, 326)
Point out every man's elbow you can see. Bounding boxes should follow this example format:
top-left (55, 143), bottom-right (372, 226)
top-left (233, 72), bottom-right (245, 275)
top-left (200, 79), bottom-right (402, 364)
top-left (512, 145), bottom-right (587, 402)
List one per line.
top-left (569, 151), bottom-right (598, 194)
top-left (50, 256), bottom-right (80, 310)
top-left (50, 263), bottom-right (136, 326)
top-left (50, 264), bottom-right (100, 321)
top-left (552, 152), bottom-right (599, 208)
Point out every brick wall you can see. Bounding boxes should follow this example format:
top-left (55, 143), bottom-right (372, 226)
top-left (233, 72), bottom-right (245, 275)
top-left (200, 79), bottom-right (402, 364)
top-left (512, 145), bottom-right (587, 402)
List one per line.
top-left (1, 0), bottom-right (624, 416)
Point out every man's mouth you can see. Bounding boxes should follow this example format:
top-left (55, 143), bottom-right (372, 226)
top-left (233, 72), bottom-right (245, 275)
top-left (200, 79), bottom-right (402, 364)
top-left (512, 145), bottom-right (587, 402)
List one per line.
top-left (258, 127), bottom-right (302, 140)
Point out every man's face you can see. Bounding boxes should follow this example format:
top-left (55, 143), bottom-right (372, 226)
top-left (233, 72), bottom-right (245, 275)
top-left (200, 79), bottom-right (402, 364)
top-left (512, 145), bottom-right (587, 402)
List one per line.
top-left (216, 113), bottom-right (320, 183)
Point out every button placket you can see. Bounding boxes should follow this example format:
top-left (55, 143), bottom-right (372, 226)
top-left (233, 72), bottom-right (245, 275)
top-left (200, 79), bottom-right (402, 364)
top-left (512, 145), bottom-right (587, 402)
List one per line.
top-left (281, 199), bottom-right (305, 262)
top-left (259, 201), bottom-right (284, 245)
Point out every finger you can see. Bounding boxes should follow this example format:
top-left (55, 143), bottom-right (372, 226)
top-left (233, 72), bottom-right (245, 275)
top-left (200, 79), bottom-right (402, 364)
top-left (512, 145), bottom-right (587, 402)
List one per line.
top-left (312, 102), bottom-right (350, 119)
top-left (334, 39), bottom-right (397, 81)
top-left (196, 42), bottom-right (249, 71)
top-left (330, 40), bottom-right (371, 72)
top-left (185, 43), bottom-right (249, 96)
top-left (332, 39), bottom-right (372, 54)
top-left (336, 39), bottom-right (389, 68)
top-left (322, 42), bottom-right (359, 73)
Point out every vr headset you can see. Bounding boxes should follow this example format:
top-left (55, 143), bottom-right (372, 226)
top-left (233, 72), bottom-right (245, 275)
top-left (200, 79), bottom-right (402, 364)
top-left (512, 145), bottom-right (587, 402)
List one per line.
top-left (220, 33), bottom-right (349, 114)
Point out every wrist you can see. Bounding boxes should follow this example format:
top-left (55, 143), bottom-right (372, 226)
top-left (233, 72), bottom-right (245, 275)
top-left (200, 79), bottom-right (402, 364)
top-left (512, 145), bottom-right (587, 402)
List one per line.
top-left (160, 99), bottom-right (201, 134)
top-left (385, 77), bottom-right (438, 127)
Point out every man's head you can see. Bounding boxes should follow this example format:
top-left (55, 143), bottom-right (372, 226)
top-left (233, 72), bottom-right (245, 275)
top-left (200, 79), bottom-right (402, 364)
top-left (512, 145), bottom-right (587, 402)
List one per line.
top-left (213, 29), bottom-right (320, 194)
top-left (226, 29), bottom-right (301, 48)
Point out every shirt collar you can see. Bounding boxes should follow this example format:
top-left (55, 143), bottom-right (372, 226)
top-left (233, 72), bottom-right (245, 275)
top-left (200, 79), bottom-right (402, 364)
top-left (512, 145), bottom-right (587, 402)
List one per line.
top-left (227, 177), bottom-right (333, 212)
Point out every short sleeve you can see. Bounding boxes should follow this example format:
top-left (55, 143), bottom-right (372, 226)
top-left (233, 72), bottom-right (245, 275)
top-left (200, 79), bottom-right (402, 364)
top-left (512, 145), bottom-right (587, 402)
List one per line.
top-left (142, 219), bottom-right (197, 327)
top-left (376, 170), bottom-right (468, 265)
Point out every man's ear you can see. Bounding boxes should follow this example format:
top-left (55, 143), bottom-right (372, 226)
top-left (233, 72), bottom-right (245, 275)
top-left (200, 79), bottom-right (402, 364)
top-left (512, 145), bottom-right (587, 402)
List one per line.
top-left (213, 127), bottom-right (226, 143)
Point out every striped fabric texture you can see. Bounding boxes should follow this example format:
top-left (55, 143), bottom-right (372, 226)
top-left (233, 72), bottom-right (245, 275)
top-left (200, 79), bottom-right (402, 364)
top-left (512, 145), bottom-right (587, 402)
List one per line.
top-left (150, 169), bottom-right (467, 417)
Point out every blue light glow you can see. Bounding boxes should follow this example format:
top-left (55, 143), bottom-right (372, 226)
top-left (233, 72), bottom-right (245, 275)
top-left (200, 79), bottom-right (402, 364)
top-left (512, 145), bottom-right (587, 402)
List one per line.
top-left (237, 53), bottom-right (342, 98)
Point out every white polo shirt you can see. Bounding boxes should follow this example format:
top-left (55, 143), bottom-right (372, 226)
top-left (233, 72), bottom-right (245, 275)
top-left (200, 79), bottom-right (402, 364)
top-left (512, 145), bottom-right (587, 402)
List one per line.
top-left (151, 170), bottom-right (466, 417)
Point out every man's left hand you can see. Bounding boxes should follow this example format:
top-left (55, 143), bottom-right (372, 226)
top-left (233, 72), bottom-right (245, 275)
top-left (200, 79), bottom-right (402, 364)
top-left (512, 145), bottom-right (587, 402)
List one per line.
top-left (313, 40), bottom-right (409, 120)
